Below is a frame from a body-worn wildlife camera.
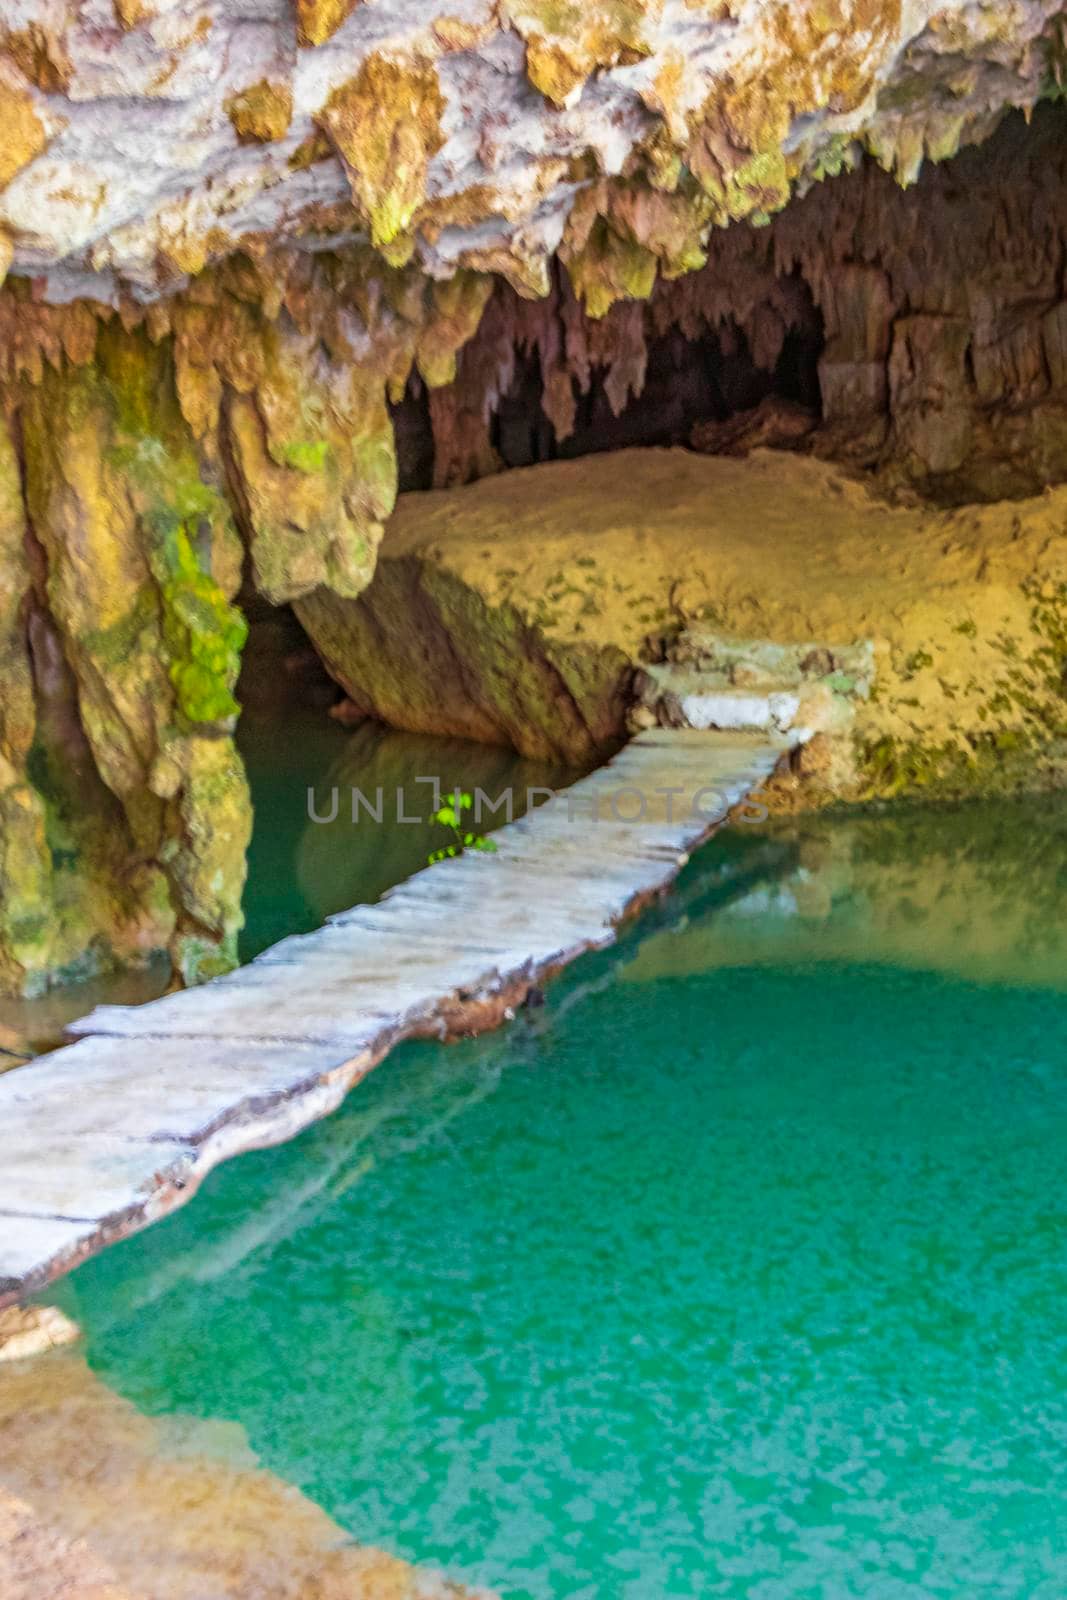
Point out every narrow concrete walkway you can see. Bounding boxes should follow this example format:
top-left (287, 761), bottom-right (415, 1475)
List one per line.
top-left (0, 731), bottom-right (783, 1304)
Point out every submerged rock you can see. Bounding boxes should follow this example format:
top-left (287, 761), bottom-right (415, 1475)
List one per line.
top-left (0, 1489), bottom-right (131, 1600)
top-left (0, 1350), bottom-right (493, 1598)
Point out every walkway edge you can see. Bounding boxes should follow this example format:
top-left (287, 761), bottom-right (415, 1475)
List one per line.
top-left (0, 732), bottom-right (785, 1307)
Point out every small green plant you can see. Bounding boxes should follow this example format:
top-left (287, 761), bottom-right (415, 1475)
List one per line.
top-left (427, 790), bottom-right (498, 865)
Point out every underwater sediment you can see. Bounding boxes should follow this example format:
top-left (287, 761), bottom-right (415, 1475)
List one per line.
top-left (0, 1348), bottom-right (487, 1599)
top-left (1, 2), bottom-right (1067, 995)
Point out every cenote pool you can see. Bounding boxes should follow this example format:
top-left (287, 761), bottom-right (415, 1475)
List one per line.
top-left (0, 710), bottom-right (578, 1054)
top-left (48, 794), bottom-right (1067, 1598)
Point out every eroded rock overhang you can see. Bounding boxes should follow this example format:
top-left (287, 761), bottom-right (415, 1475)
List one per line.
top-left (2, 0), bottom-right (1067, 1001)
top-left (1, 0), bottom-right (1066, 305)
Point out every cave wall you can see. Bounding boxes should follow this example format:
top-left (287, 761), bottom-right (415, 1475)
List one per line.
top-left (422, 103), bottom-right (1067, 504)
top-left (2, 76), bottom-right (1067, 994)
top-left (2, 0), bottom-right (1064, 306)
top-left (0, 253), bottom-right (491, 994)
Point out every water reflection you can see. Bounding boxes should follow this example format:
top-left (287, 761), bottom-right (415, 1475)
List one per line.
top-left (624, 795), bottom-right (1067, 990)
top-left (0, 961), bottom-right (170, 1059)
top-left (51, 789), bottom-right (1067, 1599)
top-left (286, 721), bottom-right (580, 948)
top-left (0, 710), bottom-right (581, 1051)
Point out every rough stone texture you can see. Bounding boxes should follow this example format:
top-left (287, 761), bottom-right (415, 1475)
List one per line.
top-left (0, 1), bottom-right (1066, 993)
top-left (0, 730), bottom-right (781, 1305)
top-left (0, 1), bottom-right (1064, 306)
top-left (0, 1351), bottom-right (489, 1598)
top-left (0, 253), bottom-right (490, 994)
top-left (299, 448), bottom-right (1067, 794)
top-left (20, 325), bottom-right (252, 990)
top-left (0, 1489), bottom-right (131, 1600)
top-left (0, 1302), bottom-right (79, 1361)
top-left (298, 547), bottom-right (633, 763)
top-left (418, 104), bottom-right (1067, 505)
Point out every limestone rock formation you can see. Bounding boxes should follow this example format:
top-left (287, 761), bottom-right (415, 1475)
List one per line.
top-left (300, 449), bottom-right (1067, 792)
top-left (0, 1351), bottom-right (491, 1599)
top-left (0, 1489), bottom-right (132, 1600)
top-left (1, 0), bottom-right (1065, 305)
top-left (419, 104), bottom-right (1067, 505)
top-left (0, 1302), bottom-right (79, 1361)
top-left (1, 0), bottom-right (1066, 993)
top-left (0, 254), bottom-right (492, 993)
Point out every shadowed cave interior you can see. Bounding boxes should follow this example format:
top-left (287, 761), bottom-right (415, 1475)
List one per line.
top-left (391, 281), bottom-right (827, 490)
top-left (264, 278), bottom-right (829, 683)
top-left (4, 104), bottom-right (1067, 1016)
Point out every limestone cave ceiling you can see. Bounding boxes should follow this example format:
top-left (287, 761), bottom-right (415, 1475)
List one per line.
top-left (2, 0), bottom-right (1067, 1001)
top-left (0, 0), bottom-right (1065, 303)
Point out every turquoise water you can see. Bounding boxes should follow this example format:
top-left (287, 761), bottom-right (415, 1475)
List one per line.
top-left (58, 800), bottom-right (1067, 1598)
top-left (0, 712), bottom-right (574, 1052)
top-left (238, 710), bottom-right (579, 960)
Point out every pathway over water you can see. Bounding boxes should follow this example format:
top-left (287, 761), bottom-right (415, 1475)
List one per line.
top-left (0, 730), bottom-right (782, 1306)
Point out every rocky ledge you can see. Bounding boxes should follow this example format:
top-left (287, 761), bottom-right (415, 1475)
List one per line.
top-left (2, 1), bottom-right (1065, 304)
top-left (0, 1349), bottom-right (488, 1599)
top-left (0, 1), bottom-right (1066, 998)
top-left (302, 448), bottom-right (1067, 797)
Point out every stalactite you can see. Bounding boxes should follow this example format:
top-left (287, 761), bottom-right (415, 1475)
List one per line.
top-left (420, 104), bottom-right (1067, 502)
top-left (1, 79), bottom-right (1067, 993)
top-left (0, 247), bottom-right (497, 994)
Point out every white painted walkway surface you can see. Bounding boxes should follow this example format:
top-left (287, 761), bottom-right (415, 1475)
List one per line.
top-left (0, 731), bottom-right (783, 1304)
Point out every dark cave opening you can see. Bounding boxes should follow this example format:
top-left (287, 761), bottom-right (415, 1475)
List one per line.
top-left (490, 311), bottom-right (826, 470)
top-left (392, 379), bottom-right (437, 493)
top-left (246, 273), bottom-right (829, 726)
top-left (236, 585), bottom-right (339, 719)
top-left (556, 311), bottom-right (825, 462)
top-left (391, 273), bottom-right (826, 491)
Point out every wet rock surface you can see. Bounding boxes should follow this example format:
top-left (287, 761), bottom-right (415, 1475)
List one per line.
top-left (0, 1489), bottom-right (131, 1600)
top-left (0, 7), bottom-right (1065, 995)
top-left (0, 1351), bottom-right (490, 1599)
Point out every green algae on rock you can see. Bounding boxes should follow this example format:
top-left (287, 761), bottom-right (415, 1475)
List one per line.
top-left (1, 0), bottom-right (1062, 306)
top-left (297, 449), bottom-right (1067, 798)
top-left (14, 328), bottom-right (250, 994)
top-left (0, 246), bottom-right (494, 994)
top-left (0, 413), bottom-right (53, 996)
top-left (0, 5), bottom-right (1065, 993)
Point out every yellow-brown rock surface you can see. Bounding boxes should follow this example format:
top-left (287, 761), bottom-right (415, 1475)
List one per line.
top-left (0, 250), bottom-right (492, 993)
top-left (0, 1349), bottom-right (486, 1599)
top-left (0, 1), bottom-right (1063, 307)
top-left (298, 448), bottom-right (1067, 786)
top-left (0, 3), bottom-right (1066, 994)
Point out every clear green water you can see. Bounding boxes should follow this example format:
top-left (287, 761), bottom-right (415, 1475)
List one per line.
top-left (237, 709), bottom-right (580, 961)
top-left (58, 798), bottom-right (1067, 1598)
top-left (0, 712), bottom-right (575, 1052)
